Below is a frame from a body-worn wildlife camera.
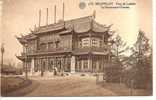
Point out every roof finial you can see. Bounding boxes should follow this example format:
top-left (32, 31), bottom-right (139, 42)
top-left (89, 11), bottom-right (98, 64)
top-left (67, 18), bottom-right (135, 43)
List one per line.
top-left (38, 9), bottom-right (41, 27)
top-left (54, 5), bottom-right (56, 23)
top-left (72, 23), bottom-right (75, 32)
top-left (46, 8), bottom-right (49, 25)
top-left (62, 2), bottom-right (65, 21)
top-left (92, 10), bottom-right (96, 19)
top-left (29, 28), bottom-right (33, 33)
top-left (33, 24), bottom-right (37, 32)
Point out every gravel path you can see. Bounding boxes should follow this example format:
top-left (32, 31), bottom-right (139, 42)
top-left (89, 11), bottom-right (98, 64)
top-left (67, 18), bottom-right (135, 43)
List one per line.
top-left (25, 75), bottom-right (116, 96)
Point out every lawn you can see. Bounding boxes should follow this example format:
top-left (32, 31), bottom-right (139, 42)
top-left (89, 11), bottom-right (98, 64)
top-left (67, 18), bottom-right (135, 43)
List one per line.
top-left (99, 82), bottom-right (152, 96)
top-left (1, 76), bottom-right (31, 96)
top-left (1, 74), bottom-right (151, 96)
top-left (25, 74), bottom-right (151, 96)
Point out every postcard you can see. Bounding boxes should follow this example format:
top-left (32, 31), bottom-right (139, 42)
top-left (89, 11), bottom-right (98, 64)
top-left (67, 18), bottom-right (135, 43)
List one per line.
top-left (0, 0), bottom-right (153, 97)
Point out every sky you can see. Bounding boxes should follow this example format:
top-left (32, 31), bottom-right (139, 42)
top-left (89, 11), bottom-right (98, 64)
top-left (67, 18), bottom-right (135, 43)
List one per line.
top-left (0, 0), bottom-right (152, 64)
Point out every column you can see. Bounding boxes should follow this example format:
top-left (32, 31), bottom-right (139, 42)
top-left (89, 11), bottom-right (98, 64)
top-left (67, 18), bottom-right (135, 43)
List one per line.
top-left (88, 56), bottom-right (92, 72)
top-left (31, 58), bottom-right (35, 75)
top-left (22, 61), bottom-right (25, 76)
top-left (96, 60), bottom-right (99, 72)
top-left (103, 56), bottom-right (106, 72)
top-left (61, 57), bottom-right (64, 72)
top-left (81, 60), bottom-right (84, 72)
top-left (64, 57), bottom-right (67, 72)
top-left (70, 56), bottom-right (76, 73)
top-left (45, 57), bottom-right (49, 76)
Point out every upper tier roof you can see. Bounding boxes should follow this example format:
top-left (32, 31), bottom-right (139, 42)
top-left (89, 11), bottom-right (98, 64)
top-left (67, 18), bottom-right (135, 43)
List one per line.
top-left (34, 16), bottom-right (110, 34)
top-left (16, 16), bottom-right (112, 44)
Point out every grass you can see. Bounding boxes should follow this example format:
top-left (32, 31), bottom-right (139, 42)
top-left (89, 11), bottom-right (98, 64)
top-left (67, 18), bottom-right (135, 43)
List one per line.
top-left (1, 74), bottom-right (151, 96)
top-left (26, 74), bottom-right (152, 96)
top-left (98, 82), bottom-right (152, 96)
top-left (1, 76), bottom-right (32, 96)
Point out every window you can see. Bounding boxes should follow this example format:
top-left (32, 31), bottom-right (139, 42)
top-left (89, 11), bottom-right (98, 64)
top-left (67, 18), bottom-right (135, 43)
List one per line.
top-left (76, 60), bottom-right (82, 72)
top-left (92, 37), bottom-right (100, 47)
top-left (83, 60), bottom-right (88, 69)
top-left (79, 41), bottom-right (82, 48)
top-left (81, 37), bottom-right (102, 47)
top-left (92, 61), bottom-right (96, 70)
top-left (40, 43), bottom-right (46, 50)
top-left (34, 59), bottom-right (38, 72)
top-left (99, 60), bottom-right (102, 70)
top-left (82, 38), bottom-right (90, 47)
top-left (48, 42), bottom-right (53, 49)
top-left (56, 41), bottom-right (60, 48)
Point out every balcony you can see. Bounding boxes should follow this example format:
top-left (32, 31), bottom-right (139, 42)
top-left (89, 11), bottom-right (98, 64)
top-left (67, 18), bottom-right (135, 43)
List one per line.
top-left (36, 47), bottom-right (72, 53)
top-left (21, 52), bottom-right (26, 56)
top-left (73, 46), bottom-right (109, 54)
top-left (21, 50), bottom-right (36, 56)
top-left (20, 47), bottom-right (72, 56)
top-left (20, 46), bottom-right (110, 56)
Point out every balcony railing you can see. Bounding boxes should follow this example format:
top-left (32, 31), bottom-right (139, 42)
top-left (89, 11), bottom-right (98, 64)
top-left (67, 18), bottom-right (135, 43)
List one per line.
top-left (74, 46), bottom-right (109, 52)
top-left (36, 47), bottom-right (71, 53)
top-left (21, 46), bottom-right (110, 56)
top-left (21, 52), bottom-right (26, 56)
top-left (21, 51), bottom-right (36, 56)
top-left (21, 47), bottom-right (72, 56)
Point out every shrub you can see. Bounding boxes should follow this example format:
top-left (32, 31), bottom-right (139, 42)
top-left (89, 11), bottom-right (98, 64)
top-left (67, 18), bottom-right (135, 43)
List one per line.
top-left (104, 61), bottom-right (123, 83)
top-left (80, 73), bottom-right (85, 76)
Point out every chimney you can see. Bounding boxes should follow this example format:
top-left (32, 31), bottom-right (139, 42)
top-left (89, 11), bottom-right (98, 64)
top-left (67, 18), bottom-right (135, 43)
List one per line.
top-left (46, 8), bottom-right (49, 25)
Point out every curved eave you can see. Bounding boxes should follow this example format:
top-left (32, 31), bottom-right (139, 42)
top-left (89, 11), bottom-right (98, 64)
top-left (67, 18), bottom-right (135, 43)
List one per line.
top-left (72, 22), bottom-right (111, 34)
top-left (16, 55), bottom-right (25, 61)
top-left (16, 37), bottom-right (28, 45)
top-left (58, 29), bottom-right (72, 35)
top-left (26, 37), bottom-right (37, 40)
top-left (16, 55), bottom-right (31, 61)
top-left (24, 33), bottom-right (38, 40)
top-left (34, 26), bottom-right (65, 34)
top-left (73, 28), bottom-right (109, 34)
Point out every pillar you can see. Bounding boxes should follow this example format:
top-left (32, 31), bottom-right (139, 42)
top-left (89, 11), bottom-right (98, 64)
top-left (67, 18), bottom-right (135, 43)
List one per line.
top-left (96, 60), bottom-right (99, 72)
top-left (61, 57), bottom-right (64, 72)
top-left (31, 58), bottom-right (35, 75)
top-left (81, 60), bottom-right (84, 72)
top-left (70, 56), bottom-right (76, 73)
top-left (22, 61), bottom-right (26, 76)
top-left (103, 56), bottom-right (107, 72)
top-left (88, 56), bottom-right (92, 72)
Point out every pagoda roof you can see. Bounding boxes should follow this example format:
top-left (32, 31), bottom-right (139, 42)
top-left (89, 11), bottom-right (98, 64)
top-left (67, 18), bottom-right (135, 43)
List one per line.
top-left (24, 33), bottom-right (37, 40)
top-left (33, 16), bottom-right (111, 34)
top-left (16, 55), bottom-right (31, 61)
top-left (16, 16), bottom-right (112, 44)
top-left (16, 33), bottom-right (37, 44)
top-left (34, 22), bottom-right (65, 34)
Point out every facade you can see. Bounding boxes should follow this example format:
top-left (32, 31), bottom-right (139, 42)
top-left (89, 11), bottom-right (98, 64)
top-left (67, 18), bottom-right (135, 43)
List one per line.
top-left (16, 16), bottom-right (113, 76)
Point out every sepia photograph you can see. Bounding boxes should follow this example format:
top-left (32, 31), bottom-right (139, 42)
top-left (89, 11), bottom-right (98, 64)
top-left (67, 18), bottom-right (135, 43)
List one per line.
top-left (0, 0), bottom-right (153, 97)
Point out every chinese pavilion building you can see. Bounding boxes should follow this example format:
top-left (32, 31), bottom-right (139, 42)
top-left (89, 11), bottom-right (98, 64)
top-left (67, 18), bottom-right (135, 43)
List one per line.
top-left (16, 15), bottom-right (113, 76)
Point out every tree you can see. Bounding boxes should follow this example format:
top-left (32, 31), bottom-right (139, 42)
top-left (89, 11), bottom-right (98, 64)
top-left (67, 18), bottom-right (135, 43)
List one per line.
top-left (111, 34), bottom-right (129, 63)
top-left (126, 30), bottom-right (152, 89)
top-left (1, 43), bottom-right (5, 73)
top-left (105, 34), bottom-right (129, 83)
